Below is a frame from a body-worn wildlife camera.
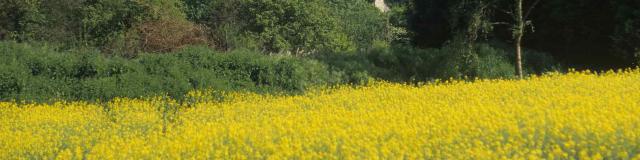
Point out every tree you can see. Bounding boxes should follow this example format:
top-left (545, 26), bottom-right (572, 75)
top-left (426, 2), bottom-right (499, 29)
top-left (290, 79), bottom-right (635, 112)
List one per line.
top-left (0, 0), bottom-right (44, 41)
top-left (448, 0), bottom-right (495, 77)
top-left (509, 0), bottom-right (540, 78)
top-left (182, 0), bottom-right (246, 51)
top-left (243, 0), bottom-right (348, 53)
top-left (427, 0), bottom-right (542, 78)
top-left (326, 0), bottom-right (388, 50)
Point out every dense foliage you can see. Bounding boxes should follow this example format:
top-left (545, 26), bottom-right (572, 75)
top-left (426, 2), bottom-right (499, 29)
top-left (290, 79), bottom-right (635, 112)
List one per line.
top-left (0, 41), bottom-right (559, 101)
top-left (0, 0), bottom-right (393, 53)
top-left (181, 0), bottom-right (388, 53)
top-left (0, 42), bottom-right (335, 101)
top-left (315, 42), bottom-right (557, 83)
top-left (0, 0), bottom-right (203, 53)
top-left (1, 0), bottom-right (638, 101)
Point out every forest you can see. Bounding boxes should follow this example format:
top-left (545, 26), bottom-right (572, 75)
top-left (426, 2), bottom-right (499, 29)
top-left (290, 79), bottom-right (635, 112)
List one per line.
top-left (1, 0), bottom-right (639, 101)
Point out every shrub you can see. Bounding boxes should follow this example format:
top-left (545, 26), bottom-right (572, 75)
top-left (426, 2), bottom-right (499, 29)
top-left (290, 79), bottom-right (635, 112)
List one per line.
top-left (474, 44), bottom-right (515, 79)
top-left (522, 49), bottom-right (561, 74)
top-left (0, 66), bottom-right (25, 99)
top-left (134, 19), bottom-right (210, 53)
top-left (314, 44), bottom-right (462, 83)
top-left (0, 42), bottom-right (336, 102)
top-left (315, 42), bottom-right (560, 83)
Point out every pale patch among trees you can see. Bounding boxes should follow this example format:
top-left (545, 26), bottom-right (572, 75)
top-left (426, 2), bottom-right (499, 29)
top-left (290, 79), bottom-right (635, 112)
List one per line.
top-left (375, 0), bottom-right (390, 12)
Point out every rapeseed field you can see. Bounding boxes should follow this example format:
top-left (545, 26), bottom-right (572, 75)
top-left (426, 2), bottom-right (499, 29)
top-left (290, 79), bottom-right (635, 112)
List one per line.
top-left (1, 70), bottom-right (639, 159)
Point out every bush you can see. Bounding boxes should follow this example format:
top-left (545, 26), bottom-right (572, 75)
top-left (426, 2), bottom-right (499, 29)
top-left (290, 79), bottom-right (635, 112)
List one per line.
top-left (134, 19), bottom-right (210, 53)
top-left (314, 42), bottom-right (560, 83)
top-left (474, 44), bottom-right (515, 79)
top-left (522, 49), bottom-right (561, 74)
top-left (0, 42), bottom-right (336, 102)
top-left (314, 44), bottom-right (462, 83)
top-left (0, 40), bottom-right (559, 102)
top-left (0, 66), bottom-right (25, 98)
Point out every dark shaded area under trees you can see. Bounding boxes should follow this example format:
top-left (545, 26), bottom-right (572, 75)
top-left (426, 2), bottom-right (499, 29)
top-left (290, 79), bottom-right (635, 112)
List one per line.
top-left (409, 0), bottom-right (639, 69)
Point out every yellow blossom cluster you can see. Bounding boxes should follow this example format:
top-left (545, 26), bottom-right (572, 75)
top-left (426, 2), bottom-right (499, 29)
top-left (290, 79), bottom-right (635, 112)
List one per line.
top-left (1, 69), bottom-right (640, 159)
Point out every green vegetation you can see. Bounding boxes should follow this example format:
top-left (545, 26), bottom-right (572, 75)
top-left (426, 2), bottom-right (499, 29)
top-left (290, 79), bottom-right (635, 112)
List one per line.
top-left (0, 41), bottom-right (558, 102)
top-left (0, 42), bottom-right (334, 101)
top-left (1, 0), bottom-right (638, 101)
top-left (315, 42), bottom-right (557, 83)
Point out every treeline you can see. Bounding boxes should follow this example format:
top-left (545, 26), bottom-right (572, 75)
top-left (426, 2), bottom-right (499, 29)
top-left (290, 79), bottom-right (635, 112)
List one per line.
top-left (0, 0), bottom-right (637, 101)
top-left (0, 0), bottom-right (388, 55)
top-left (2, 0), bottom-right (635, 68)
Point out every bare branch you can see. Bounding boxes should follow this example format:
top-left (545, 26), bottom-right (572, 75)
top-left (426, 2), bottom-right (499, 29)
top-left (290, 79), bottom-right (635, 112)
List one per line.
top-left (497, 8), bottom-right (514, 16)
top-left (492, 22), bottom-right (511, 25)
top-left (524, 0), bottom-right (541, 19)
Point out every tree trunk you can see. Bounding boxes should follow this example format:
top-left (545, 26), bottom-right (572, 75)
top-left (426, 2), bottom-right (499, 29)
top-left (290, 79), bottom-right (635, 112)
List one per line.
top-left (515, 35), bottom-right (524, 79)
top-left (514, 0), bottom-right (524, 79)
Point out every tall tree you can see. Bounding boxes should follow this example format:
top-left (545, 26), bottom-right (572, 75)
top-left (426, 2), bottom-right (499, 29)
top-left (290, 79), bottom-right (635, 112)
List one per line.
top-left (509, 0), bottom-right (540, 78)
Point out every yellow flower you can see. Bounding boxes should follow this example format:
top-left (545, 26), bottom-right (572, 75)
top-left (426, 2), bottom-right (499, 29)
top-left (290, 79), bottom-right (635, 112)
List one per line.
top-left (1, 69), bottom-right (639, 159)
